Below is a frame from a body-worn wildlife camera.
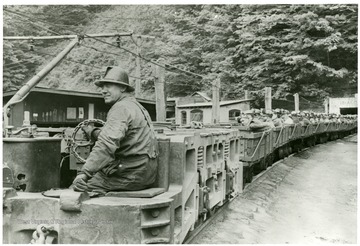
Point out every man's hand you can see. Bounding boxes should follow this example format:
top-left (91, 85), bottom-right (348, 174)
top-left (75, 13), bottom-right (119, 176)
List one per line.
top-left (81, 124), bottom-right (100, 142)
top-left (72, 173), bottom-right (89, 192)
top-left (81, 124), bottom-right (95, 139)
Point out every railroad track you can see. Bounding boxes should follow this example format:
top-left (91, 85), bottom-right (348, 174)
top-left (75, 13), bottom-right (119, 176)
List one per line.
top-left (184, 134), bottom-right (358, 244)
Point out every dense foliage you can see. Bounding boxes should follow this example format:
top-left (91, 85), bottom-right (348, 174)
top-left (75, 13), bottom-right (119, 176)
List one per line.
top-left (3, 4), bottom-right (358, 104)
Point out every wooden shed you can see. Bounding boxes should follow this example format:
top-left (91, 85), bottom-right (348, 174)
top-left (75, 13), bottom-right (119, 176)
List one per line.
top-left (3, 86), bottom-right (157, 128)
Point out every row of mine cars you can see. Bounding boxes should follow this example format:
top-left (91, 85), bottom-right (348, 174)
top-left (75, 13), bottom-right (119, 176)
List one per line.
top-left (3, 118), bottom-right (357, 244)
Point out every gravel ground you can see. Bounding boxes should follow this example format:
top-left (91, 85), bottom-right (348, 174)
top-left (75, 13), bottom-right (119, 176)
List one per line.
top-left (193, 134), bottom-right (357, 244)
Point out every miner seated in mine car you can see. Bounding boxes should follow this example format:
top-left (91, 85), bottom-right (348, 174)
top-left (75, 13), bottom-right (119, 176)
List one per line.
top-left (72, 66), bottom-right (158, 195)
top-left (237, 109), bottom-right (274, 132)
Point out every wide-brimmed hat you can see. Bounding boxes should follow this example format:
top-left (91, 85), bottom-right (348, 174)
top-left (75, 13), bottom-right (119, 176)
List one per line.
top-left (94, 66), bottom-right (135, 92)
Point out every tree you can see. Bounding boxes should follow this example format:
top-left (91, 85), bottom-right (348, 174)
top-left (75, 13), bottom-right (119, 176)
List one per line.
top-left (3, 4), bottom-right (357, 105)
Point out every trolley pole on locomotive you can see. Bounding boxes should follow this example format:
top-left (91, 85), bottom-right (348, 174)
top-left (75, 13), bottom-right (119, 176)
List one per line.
top-left (212, 77), bottom-right (221, 125)
top-left (3, 38), bottom-right (79, 136)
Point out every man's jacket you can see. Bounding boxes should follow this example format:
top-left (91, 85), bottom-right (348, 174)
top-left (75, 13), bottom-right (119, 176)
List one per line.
top-left (81, 95), bottom-right (158, 178)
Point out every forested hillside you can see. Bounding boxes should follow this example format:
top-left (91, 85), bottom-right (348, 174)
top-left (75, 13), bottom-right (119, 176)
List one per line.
top-left (3, 5), bottom-right (358, 104)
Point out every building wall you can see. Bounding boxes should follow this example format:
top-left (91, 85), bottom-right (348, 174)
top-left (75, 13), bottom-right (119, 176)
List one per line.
top-left (176, 102), bottom-right (250, 125)
top-left (328, 97), bottom-right (358, 114)
top-left (220, 103), bottom-right (250, 122)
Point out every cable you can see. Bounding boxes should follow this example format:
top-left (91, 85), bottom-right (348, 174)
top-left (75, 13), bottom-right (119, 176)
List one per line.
top-left (33, 50), bottom-right (198, 86)
top-left (3, 61), bottom-right (33, 68)
top-left (84, 34), bottom-right (205, 79)
top-left (32, 49), bottom-right (150, 81)
top-left (80, 43), bottom-right (130, 59)
top-left (299, 96), bottom-right (324, 105)
top-left (33, 49), bottom-right (202, 89)
top-left (33, 49), bottom-right (102, 69)
top-left (4, 8), bottom-right (63, 36)
top-left (80, 43), bottom-right (211, 85)
top-left (4, 8), bottom-right (224, 90)
top-left (59, 155), bottom-right (70, 168)
top-left (4, 8), bottom-right (207, 80)
top-left (4, 8), bottom-right (76, 28)
top-left (34, 49), bottom-right (203, 88)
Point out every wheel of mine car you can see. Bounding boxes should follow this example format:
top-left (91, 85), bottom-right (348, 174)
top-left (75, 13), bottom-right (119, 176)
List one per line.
top-left (71, 119), bottom-right (105, 163)
top-left (260, 158), bottom-right (267, 170)
top-left (278, 147), bottom-right (284, 159)
top-left (267, 154), bottom-right (274, 167)
top-left (247, 166), bottom-right (254, 183)
top-left (288, 145), bottom-right (293, 155)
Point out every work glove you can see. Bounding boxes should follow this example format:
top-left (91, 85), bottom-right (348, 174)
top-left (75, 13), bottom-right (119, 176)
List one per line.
top-left (81, 125), bottom-right (100, 142)
top-left (72, 173), bottom-right (89, 192)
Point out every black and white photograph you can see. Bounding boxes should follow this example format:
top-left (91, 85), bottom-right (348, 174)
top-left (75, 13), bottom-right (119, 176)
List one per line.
top-left (2, 2), bottom-right (358, 244)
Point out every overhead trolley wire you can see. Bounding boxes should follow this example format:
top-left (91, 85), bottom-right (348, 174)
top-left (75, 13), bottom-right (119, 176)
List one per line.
top-left (4, 8), bottom-right (63, 36)
top-left (4, 8), bottom-right (75, 28)
top-left (83, 33), bottom-right (205, 79)
top-left (3, 60), bottom-right (35, 68)
top-left (299, 96), bottom-right (324, 105)
top-left (33, 49), bottom-right (102, 69)
top-left (4, 8), bottom-right (224, 90)
top-left (4, 8), bottom-right (206, 78)
top-left (31, 49), bottom-right (200, 87)
top-left (31, 49), bottom-right (152, 81)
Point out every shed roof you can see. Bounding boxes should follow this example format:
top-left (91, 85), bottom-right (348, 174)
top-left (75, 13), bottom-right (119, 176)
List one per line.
top-left (191, 92), bottom-right (212, 102)
top-left (177, 99), bottom-right (254, 108)
top-left (3, 86), bottom-right (156, 105)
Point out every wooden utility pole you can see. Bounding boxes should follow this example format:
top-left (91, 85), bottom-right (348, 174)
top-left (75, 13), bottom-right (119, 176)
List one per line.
top-left (135, 36), bottom-right (142, 98)
top-left (211, 77), bottom-right (221, 125)
top-left (294, 93), bottom-right (299, 112)
top-left (265, 87), bottom-right (272, 111)
top-left (244, 90), bottom-right (249, 99)
top-left (154, 60), bottom-right (166, 122)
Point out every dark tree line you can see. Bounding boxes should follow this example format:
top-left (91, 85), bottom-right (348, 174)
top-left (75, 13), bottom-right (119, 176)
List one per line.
top-left (3, 5), bottom-right (358, 103)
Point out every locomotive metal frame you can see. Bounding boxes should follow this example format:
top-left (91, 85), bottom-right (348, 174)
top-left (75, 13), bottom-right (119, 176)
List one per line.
top-left (3, 120), bottom-right (357, 244)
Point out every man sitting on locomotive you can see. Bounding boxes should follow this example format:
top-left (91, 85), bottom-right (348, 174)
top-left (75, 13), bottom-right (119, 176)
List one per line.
top-left (72, 66), bottom-right (158, 194)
